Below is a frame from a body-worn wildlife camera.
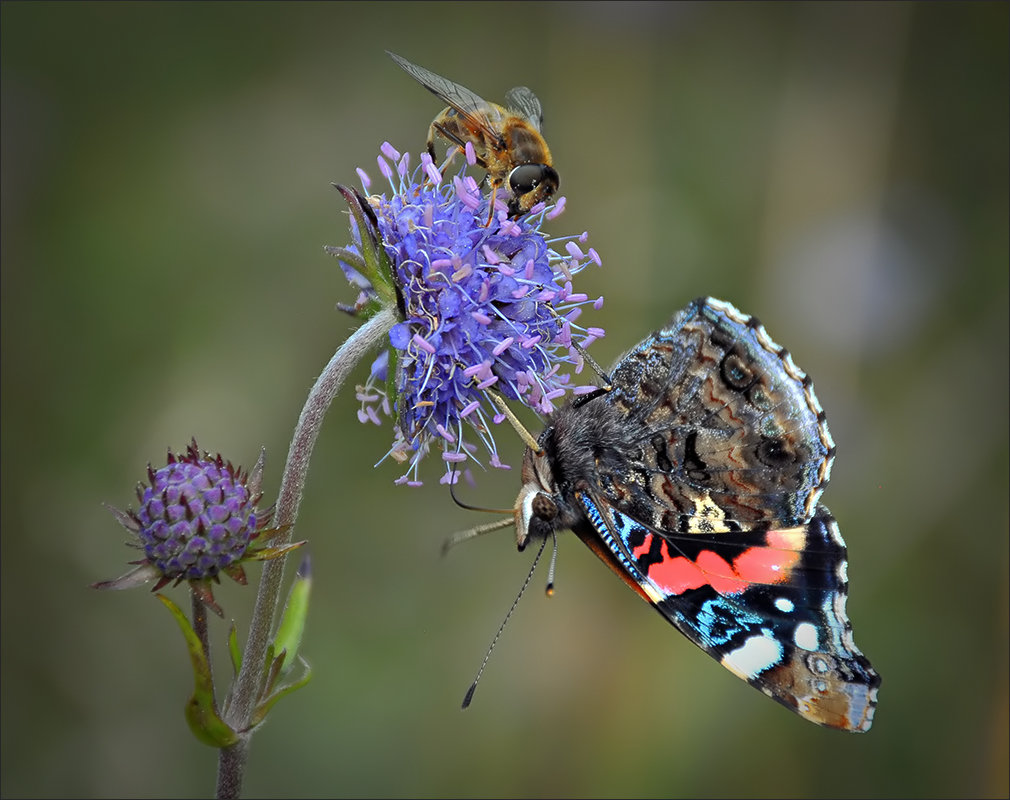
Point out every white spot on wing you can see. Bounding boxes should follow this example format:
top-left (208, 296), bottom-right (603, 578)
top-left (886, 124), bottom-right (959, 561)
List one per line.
top-left (774, 597), bottom-right (795, 613)
top-left (722, 634), bottom-right (783, 680)
top-left (794, 621), bottom-right (820, 651)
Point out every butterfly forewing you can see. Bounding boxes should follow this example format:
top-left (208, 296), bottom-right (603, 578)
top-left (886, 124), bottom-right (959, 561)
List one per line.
top-left (598, 298), bottom-right (834, 533)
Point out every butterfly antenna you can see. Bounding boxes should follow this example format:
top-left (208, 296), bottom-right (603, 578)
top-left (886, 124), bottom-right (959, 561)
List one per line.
top-left (461, 535), bottom-right (549, 709)
top-left (545, 304), bottom-right (613, 388)
top-left (545, 531), bottom-right (558, 596)
top-left (570, 338), bottom-right (612, 389)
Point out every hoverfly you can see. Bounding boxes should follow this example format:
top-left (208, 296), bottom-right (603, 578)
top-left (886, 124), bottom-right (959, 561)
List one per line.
top-left (388, 51), bottom-right (559, 222)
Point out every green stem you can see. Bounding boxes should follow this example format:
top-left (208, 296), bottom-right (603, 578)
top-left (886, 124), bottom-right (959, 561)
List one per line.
top-left (216, 306), bottom-right (397, 799)
top-left (191, 590), bottom-right (215, 707)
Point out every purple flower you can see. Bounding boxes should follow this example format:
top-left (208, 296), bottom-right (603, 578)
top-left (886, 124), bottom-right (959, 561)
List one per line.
top-left (330, 143), bottom-right (605, 486)
top-left (93, 440), bottom-right (302, 614)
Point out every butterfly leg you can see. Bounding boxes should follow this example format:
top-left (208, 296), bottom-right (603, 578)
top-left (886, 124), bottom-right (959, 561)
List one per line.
top-left (539, 305), bottom-right (612, 395)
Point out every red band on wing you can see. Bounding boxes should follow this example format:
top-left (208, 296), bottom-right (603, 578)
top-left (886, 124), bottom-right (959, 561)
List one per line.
top-left (635, 532), bottom-right (801, 596)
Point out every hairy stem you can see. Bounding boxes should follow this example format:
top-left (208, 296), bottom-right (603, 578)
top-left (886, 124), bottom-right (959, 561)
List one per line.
top-left (216, 307), bottom-right (397, 799)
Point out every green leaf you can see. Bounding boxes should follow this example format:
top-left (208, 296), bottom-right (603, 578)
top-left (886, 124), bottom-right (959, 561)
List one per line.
top-left (272, 554), bottom-right (311, 675)
top-left (228, 623), bottom-right (241, 677)
top-left (250, 657), bottom-right (313, 730)
top-left (156, 594), bottom-right (238, 748)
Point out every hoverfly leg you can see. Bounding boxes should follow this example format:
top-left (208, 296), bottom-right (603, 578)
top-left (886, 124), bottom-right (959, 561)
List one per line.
top-left (438, 146), bottom-right (460, 177)
top-left (484, 184), bottom-right (499, 228)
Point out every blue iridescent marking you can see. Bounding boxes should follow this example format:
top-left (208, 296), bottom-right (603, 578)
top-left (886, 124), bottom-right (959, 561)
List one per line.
top-left (691, 596), bottom-right (763, 647)
top-left (580, 494), bottom-right (648, 582)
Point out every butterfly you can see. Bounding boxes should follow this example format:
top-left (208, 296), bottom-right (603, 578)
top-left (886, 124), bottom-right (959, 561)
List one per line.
top-left (469, 296), bottom-right (880, 731)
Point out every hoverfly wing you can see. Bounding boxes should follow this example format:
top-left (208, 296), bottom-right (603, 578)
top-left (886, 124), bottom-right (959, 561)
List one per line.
top-left (387, 51), bottom-right (504, 145)
top-left (503, 86), bottom-right (545, 132)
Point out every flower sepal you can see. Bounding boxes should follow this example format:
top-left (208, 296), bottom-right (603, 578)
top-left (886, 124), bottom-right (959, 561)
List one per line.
top-left (327, 184), bottom-right (399, 315)
top-left (243, 538), bottom-right (305, 564)
top-left (91, 561), bottom-right (162, 592)
top-left (326, 244), bottom-right (383, 319)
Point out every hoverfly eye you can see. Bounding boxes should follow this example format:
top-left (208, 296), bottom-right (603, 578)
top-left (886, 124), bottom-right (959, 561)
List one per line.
top-left (508, 164), bottom-right (550, 195)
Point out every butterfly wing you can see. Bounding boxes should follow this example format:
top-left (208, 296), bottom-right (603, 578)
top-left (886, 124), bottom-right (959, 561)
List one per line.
top-left (569, 297), bottom-right (878, 730)
top-left (575, 494), bottom-right (879, 731)
top-left (599, 296), bottom-right (833, 534)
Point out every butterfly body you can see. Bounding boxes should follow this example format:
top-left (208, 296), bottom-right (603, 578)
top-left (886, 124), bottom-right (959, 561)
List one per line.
top-left (512, 297), bottom-right (879, 731)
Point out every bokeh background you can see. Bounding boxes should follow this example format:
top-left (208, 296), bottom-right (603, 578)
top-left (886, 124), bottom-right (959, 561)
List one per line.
top-left (2, 2), bottom-right (1007, 798)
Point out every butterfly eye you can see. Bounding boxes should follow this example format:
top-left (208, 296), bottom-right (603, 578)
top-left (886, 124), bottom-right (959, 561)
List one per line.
top-left (531, 493), bottom-right (558, 521)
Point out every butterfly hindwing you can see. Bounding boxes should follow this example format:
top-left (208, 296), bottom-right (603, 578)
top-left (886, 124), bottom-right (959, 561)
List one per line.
top-left (577, 493), bottom-right (879, 731)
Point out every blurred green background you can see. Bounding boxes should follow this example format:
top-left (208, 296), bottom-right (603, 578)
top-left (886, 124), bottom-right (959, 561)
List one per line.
top-left (2, 2), bottom-right (1007, 798)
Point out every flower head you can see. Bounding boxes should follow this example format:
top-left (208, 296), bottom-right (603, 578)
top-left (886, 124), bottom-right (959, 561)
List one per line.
top-left (329, 143), bottom-right (605, 485)
top-left (93, 440), bottom-right (301, 614)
